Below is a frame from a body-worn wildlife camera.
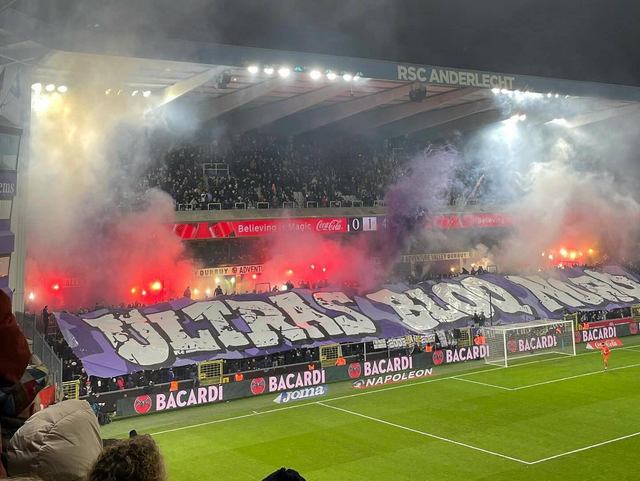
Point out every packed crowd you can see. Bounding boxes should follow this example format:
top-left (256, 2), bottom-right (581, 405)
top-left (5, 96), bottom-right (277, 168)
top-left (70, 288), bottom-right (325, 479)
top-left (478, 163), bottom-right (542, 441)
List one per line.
top-left (137, 135), bottom-right (491, 210)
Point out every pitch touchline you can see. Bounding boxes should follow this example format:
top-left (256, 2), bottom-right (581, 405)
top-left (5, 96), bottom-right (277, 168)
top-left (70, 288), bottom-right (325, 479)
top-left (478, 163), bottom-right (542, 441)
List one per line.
top-left (316, 401), bottom-right (531, 465)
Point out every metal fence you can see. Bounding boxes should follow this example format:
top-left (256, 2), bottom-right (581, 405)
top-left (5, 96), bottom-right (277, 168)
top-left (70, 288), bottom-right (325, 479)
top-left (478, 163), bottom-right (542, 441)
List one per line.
top-left (18, 313), bottom-right (64, 390)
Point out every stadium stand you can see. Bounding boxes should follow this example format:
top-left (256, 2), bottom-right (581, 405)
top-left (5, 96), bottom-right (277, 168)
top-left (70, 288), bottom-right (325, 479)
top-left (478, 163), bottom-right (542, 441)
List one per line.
top-left (138, 135), bottom-right (492, 210)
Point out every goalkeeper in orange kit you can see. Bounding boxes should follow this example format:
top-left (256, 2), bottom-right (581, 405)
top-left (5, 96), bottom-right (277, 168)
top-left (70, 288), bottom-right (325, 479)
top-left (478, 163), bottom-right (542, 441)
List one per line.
top-left (600, 343), bottom-right (611, 371)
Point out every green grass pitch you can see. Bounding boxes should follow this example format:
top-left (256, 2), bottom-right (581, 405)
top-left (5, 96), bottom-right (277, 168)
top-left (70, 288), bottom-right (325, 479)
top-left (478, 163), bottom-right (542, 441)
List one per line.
top-left (101, 339), bottom-right (640, 481)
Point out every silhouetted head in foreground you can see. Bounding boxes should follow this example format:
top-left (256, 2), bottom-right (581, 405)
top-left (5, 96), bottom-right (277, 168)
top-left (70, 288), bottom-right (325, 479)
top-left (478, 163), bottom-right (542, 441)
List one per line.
top-left (262, 467), bottom-right (306, 481)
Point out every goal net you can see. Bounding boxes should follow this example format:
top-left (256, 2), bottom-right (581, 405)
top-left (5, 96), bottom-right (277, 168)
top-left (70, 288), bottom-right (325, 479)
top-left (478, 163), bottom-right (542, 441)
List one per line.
top-left (480, 319), bottom-right (576, 367)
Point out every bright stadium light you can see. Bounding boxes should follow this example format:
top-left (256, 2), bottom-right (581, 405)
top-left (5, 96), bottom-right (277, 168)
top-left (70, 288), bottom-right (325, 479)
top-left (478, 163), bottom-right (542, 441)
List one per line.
top-left (131, 90), bottom-right (139, 96)
top-left (247, 65), bottom-right (259, 74)
top-left (45, 84), bottom-right (56, 92)
top-left (31, 83), bottom-right (42, 93)
top-left (278, 67), bottom-right (291, 78)
top-left (342, 73), bottom-right (353, 82)
top-left (491, 88), bottom-right (500, 94)
top-left (142, 90), bottom-right (151, 97)
top-left (57, 85), bottom-right (68, 93)
top-left (230, 277), bottom-right (236, 284)
top-left (263, 66), bottom-right (274, 75)
top-left (205, 287), bottom-right (212, 296)
top-left (28, 292), bottom-right (35, 301)
top-left (353, 73), bottom-right (362, 82)
top-left (326, 71), bottom-right (337, 81)
top-left (309, 69), bottom-right (322, 80)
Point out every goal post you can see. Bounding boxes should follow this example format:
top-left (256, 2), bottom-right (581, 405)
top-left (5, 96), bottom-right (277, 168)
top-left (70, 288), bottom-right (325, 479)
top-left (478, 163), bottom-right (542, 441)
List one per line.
top-left (480, 319), bottom-right (576, 367)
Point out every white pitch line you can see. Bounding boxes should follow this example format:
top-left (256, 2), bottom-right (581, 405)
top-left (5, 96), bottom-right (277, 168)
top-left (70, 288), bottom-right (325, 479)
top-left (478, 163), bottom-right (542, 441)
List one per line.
top-left (451, 376), bottom-right (514, 391)
top-left (316, 401), bottom-right (530, 465)
top-left (529, 431), bottom-right (640, 464)
top-left (512, 362), bottom-right (640, 390)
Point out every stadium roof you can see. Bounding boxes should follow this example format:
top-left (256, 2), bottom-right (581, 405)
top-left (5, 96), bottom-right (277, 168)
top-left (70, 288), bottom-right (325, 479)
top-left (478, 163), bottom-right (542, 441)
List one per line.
top-left (3, 6), bottom-right (640, 139)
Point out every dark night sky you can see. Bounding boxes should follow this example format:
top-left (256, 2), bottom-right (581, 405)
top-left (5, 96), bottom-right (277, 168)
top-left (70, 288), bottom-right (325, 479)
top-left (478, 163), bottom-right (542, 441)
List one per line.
top-left (15, 0), bottom-right (640, 86)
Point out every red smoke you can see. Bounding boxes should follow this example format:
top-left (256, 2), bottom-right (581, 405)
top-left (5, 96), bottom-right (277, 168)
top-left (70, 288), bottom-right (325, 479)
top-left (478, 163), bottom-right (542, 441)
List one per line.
top-left (260, 230), bottom-right (383, 292)
top-left (26, 191), bottom-right (193, 310)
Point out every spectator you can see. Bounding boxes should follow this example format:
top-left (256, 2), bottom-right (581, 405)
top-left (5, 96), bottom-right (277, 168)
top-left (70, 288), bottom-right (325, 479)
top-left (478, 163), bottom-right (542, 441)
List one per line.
top-left (42, 305), bottom-right (49, 336)
top-left (88, 434), bottom-right (166, 481)
top-left (0, 289), bottom-right (30, 386)
top-left (6, 399), bottom-right (103, 481)
top-left (263, 467), bottom-right (306, 481)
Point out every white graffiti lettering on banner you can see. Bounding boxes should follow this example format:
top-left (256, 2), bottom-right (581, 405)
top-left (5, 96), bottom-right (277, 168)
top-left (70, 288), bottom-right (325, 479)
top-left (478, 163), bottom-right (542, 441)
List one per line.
top-left (352, 369), bottom-right (433, 389)
top-left (273, 385), bottom-right (328, 404)
top-left (73, 269), bottom-right (640, 374)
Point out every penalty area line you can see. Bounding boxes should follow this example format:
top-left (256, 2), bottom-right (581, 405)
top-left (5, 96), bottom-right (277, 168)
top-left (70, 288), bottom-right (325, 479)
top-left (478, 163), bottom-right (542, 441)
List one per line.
top-left (512, 361), bottom-right (640, 390)
top-left (451, 376), bottom-right (514, 390)
top-left (316, 401), bottom-right (531, 465)
top-left (529, 431), bottom-right (640, 464)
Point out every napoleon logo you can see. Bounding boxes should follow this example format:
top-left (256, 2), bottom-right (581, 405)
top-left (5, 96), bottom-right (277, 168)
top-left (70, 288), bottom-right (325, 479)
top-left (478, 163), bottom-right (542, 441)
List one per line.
top-left (347, 362), bottom-right (362, 379)
top-left (133, 395), bottom-right (152, 414)
top-left (431, 350), bottom-right (444, 366)
top-left (352, 379), bottom-right (365, 389)
top-left (250, 377), bottom-right (266, 395)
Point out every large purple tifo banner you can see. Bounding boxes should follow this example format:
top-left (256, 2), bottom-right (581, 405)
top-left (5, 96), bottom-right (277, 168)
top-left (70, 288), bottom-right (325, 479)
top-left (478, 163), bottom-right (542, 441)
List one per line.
top-left (55, 266), bottom-right (640, 377)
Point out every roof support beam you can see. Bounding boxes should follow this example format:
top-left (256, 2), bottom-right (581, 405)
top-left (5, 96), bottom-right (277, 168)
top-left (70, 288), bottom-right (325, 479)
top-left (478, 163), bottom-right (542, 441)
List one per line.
top-left (222, 83), bottom-right (349, 134)
top-left (266, 82), bottom-right (420, 136)
top-left (194, 78), bottom-right (282, 123)
top-left (416, 109), bottom-right (504, 141)
top-left (333, 87), bottom-right (482, 136)
top-left (562, 103), bottom-right (640, 128)
top-left (375, 99), bottom-right (495, 138)
top-left (157, 67), bottom-right (226, 107)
